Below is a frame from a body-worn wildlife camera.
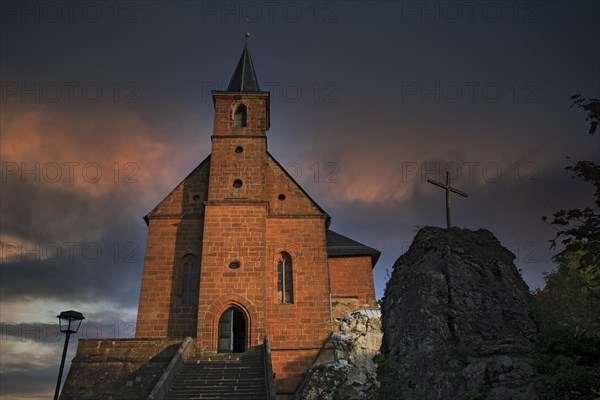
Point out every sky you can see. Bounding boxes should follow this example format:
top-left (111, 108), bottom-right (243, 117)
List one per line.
top-left (1, 0), bottom-right (599, 398)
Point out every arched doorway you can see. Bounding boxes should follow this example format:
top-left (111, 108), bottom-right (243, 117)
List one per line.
top-left (217, 306), bottom-right (246, 353)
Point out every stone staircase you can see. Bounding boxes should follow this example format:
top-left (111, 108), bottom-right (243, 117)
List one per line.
top-left (165, 353), bottom-right (268, 400)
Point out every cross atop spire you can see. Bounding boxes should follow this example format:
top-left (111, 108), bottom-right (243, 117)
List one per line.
top-left (227, 34), bottom-right (260, 92)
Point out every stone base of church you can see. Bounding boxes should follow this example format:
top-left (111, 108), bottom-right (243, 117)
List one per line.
top-left (59, 336), bottom-right (334, 398)
top-left (270, 341), bottom-right (336, 394)
top-left (59, 338), bottom-right (184, 400)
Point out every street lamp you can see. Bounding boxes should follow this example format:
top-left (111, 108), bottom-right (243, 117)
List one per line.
top-left (54, 310), bottom-right (84, 400)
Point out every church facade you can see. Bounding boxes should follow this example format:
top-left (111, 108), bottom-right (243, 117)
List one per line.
top-left (134, 41), bottom-right (380, 393)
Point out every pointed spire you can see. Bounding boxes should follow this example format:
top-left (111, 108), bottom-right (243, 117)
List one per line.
top-left (227, 33), bottom-right (260, 92)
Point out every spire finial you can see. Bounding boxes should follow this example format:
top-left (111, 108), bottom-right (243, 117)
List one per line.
top-left (245, 17), bottom-right (250, 44)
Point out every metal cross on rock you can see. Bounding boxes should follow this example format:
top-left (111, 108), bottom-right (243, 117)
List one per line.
top-left (427, 171), bottom-right (469, 230)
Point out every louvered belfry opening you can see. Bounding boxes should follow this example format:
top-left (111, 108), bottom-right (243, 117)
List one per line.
top-left (234, 104), bottom-right (247, 128)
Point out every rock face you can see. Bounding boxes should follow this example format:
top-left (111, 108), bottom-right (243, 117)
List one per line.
top-left (379, 227), bottom-right (538, 400)
top-left (302, 309), bottom-right (382, 399)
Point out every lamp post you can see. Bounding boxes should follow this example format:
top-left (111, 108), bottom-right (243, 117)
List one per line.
top-left (54, 310), bottom-right (84, 400)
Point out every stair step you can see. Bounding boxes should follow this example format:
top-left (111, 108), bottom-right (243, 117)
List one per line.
top-left (168, 396), bottom-right (265, 398)
top-left (167, 396), bottom-right (265, 400)
top-left (165, 353), bottom-right (267, 400)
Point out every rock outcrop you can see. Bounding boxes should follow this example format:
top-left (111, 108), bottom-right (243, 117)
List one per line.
top-left (302, 309), bottom-right (382, 399)
top-left (379, 227), bottom-right (538, 400)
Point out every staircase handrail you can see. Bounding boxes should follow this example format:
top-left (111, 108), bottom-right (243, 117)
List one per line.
top-left (263, 336), bottom-right (277, 400)
top-left (147, 337), bottom-right (194, 400)
top-left (293, 332), bottom-right (334, 399)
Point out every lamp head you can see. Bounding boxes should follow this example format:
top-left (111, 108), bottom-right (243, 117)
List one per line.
top-left (57, 310), bottom-right (85, 334)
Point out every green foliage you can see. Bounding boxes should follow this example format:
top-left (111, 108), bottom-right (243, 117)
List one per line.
top-left (543, 95), bottom-right (600, 272)
top-left (371, 353), bottom-right (386, 365)
top-left (533, 250), bottom-right (600, 363)
top-left (533, 256), bottom-right (600, 398)
top-left (535, 355), bottom-right (600, 400)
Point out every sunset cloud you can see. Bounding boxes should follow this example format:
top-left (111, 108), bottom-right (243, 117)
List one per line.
top-left (0, 109), bottom-right (195, 199)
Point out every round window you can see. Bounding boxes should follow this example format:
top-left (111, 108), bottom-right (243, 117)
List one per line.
top-left (233, 179), bottom-right (243, 188)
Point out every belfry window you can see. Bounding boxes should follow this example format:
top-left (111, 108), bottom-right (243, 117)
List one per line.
top-left (182, 255), bottom-right (199, 306)
top-left (277, 252), bottom-right (293, 304)
top-left (234, 104), bottom-right (247, 128)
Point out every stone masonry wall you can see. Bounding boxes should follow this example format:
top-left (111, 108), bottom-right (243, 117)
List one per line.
top-left (197, 203), bottom-right (267, 352)
top-left (265, 216), bottom-right (332, 393)
top-left (136, 161), bottom-right (208, 339)
top-left (329, 256), bottom-right (377, 321)
top-left (212, 93), bottom-right (269, 136)
top-left (60, 339), bottom-right (182, 400)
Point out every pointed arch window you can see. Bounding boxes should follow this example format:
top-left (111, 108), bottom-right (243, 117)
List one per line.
top-left (234, 104), bottom-right (247, 128)
top-left (277, 252), bottom-right (293, 304)
top-left (182, 255), bottom-right (199, 306)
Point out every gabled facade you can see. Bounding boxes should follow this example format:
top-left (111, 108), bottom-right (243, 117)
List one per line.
top-left (134, 38), bottom-right (380, 394)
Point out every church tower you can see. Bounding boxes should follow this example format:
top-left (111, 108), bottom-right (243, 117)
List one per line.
top-left (196, 36), bottom-right (333, 387)
top-left (197, 36), bottom-right (279, 353)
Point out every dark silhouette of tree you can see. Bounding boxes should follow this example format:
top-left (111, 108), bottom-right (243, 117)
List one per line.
top-left (573, 94), bottom-right (600, 135)
top-left (543, 95), bottom-right (600, 274)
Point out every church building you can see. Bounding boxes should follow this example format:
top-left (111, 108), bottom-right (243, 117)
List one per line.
top-left (135, 38), bottom-right (380, 393)
top-left (60, 38), bottom-right (380, 398)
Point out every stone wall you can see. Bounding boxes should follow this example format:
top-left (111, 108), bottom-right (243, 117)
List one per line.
top-left (135, 160), bottom-right (208, 339)
top-left (60, 339), bottom-right (183, 400)
top-left (211, 92), bottom-right (269, 136)
top-left (329, 256), bottom-right (377, 321)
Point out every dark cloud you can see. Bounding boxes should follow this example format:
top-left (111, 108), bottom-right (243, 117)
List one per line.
top-left (1, 177), bottom-right (146, 307)
top-left (0, 232), bottom-right (144, 309)
top-left (1, 369), bottom-right (57, 398)
top-left (0, 315), bottom-right (136, 399)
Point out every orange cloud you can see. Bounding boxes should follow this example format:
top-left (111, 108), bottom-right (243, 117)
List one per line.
top-left (293, 130), bottom-right (557, 207)
top-left (1, 109), bottom-right (204, 200)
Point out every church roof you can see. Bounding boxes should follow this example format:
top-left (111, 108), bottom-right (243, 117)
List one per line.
top-left (326, 229), bottom-right (381, 267)
top-left (227, 40), bottom-right (260, 92)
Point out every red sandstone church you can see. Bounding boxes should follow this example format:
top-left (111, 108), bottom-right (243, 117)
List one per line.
top-left (61, 38), bottom-right (379, 399)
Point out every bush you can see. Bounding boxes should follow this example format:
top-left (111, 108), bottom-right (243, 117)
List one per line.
top-left (533, 251), bottom-right (600, 363)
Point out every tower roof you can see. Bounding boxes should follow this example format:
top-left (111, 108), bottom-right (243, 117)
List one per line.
top-left (227, 35), bottom-right (260, 92)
